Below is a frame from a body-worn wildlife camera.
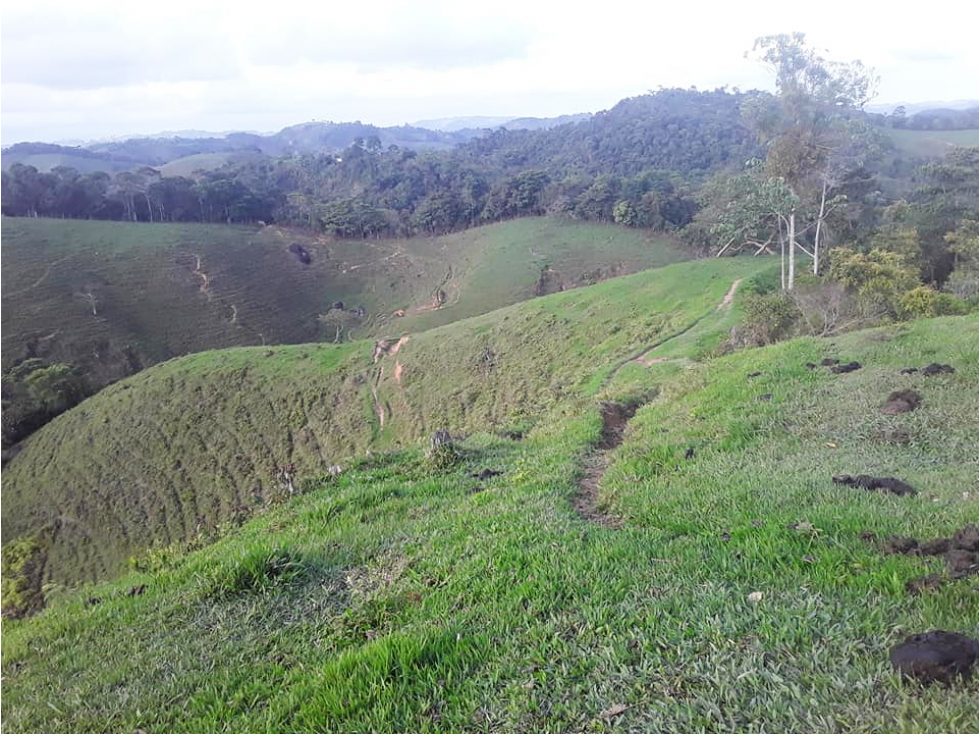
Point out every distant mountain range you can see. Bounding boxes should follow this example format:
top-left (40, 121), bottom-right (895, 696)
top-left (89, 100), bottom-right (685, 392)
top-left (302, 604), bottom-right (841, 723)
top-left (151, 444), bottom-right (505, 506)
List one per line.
top-left (412, 113), bottom-right (592, 132)
top-left (1, 112), bottom-right (594, 175)
top-left (866, 99), bottom-right (979, 115)
top-left (4, 97), bottom-right (977, 178)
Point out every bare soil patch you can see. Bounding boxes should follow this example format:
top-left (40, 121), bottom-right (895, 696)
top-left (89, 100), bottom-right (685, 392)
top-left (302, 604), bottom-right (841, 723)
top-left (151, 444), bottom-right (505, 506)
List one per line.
top-left (832, 474), bottom-right (916, 497)
top-left (890, 631), bottom-right (979, 686)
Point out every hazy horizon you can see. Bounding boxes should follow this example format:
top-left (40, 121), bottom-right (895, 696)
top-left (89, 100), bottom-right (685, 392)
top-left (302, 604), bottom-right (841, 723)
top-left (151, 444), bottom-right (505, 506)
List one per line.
top-left (3, 0), bottom-right (977, 145)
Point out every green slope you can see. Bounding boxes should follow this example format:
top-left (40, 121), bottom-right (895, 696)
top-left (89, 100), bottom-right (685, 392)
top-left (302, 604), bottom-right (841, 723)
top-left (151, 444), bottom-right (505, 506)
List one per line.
top-left (1, 257), bottom-right (765, 593)
top-left (886, 127), bottom-right (979, 158)
top-left (1, 216), bottom-right (687, 444)
top-left (2, 314), bottom-right (976, 733)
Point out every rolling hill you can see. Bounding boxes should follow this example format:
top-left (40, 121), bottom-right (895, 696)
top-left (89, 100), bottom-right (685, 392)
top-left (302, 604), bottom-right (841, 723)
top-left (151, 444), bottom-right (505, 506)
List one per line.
top-left (2, 308), bottom-right (976, 732)
top-left (886, 127), bottom-right (979, 159)
top-left (1, 217), bottom-right (687, 446)
top-left (1, 257), bottom-right (765, 596)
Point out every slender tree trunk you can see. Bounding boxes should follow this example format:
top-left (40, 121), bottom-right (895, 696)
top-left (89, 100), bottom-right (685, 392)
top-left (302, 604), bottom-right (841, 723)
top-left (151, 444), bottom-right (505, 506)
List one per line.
top-left (813, 178), bottom-right (828, 275)
top-left (778, 217), bottom-right (786, 290)
top-left (788, 212), bottom-right (796, 290)
top-left (144, 192), bottom-right (153, 223)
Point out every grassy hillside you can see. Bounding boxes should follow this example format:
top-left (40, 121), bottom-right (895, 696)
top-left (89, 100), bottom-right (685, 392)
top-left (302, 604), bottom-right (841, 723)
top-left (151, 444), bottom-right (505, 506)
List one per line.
top-left (2, 216), bottom-right (686, 444)
top-left (1, 258), bottom-right (764, 595)
top-left (158, 152), bottom-right (233, 177)
top-left (887, 128), bottom-right (979, 158)
top-left (2, 313), bottom-right (976, 732)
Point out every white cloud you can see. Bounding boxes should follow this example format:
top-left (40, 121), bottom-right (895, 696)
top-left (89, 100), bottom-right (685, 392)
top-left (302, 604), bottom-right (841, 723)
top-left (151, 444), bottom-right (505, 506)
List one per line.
top-left (1, 0), bottom-right (976, 143)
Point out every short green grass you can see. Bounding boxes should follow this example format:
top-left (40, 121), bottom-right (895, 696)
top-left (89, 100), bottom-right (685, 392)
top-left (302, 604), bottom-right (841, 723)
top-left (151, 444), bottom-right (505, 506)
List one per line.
top-left (2, 216), bottom-right (688, 429)
top-left (2, 314), bottom-right (976, 732)
top-left (2, 257), bottom-right (765, 591)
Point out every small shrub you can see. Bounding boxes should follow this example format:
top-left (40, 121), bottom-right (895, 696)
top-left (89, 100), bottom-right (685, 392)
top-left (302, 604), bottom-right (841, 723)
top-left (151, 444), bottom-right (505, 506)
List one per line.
top-left (738, 291), bottom-right (801, 345)
top-left (900, 286), bottom-right (967, 319)
top-left (203, 546), bottom-right (308, 599)
top-left (1, 531), bottom-right (50, 619)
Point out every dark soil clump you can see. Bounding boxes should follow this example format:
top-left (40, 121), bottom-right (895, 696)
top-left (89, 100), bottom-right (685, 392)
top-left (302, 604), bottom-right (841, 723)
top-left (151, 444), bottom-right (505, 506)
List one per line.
top-left (471, 469), bottom-right (502, 480)
top-left (883, 523), bottom-right (979, 594)
top-left (881, 389), bottom-right (921, 415)
top-left (832, 474), bottom-right (916, 496)
top-left (757, 393), bottom-right (773, 402)
top-left (890, 631), bottom-right (979, 686)
top-left (830, 361), bottom-right (862, 374)
top-left (288, 243), bottom-right (312, 265)
top-left (922, 363), bottom-right (955, 376)
top-left (900, 367), bottom-right (918, 375)
top-left (820, 358), bottom-right (840, 366)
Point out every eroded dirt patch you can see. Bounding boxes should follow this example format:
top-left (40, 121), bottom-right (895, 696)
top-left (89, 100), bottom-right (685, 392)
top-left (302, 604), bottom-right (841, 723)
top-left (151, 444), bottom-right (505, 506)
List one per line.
top-left (573, 401), bottom-right (642, 527)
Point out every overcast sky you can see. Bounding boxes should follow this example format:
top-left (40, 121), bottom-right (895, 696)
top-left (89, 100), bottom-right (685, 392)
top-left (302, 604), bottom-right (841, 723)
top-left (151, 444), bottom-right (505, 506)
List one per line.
top-left (2, 0), bottom-right (977, 144)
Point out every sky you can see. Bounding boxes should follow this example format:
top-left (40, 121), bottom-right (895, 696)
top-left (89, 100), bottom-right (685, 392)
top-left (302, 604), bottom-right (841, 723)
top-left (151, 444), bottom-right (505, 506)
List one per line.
top-left (1, 0), bottom-right (977, 144)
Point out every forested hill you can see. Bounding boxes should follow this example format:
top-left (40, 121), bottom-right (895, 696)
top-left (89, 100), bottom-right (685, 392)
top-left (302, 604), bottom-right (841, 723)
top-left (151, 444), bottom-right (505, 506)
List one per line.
top-left (0, 89), bottom-right (759, 233)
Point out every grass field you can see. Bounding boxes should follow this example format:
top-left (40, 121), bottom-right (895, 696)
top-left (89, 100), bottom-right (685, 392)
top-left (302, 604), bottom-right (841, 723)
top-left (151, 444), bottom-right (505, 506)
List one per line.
top-left (2, 312), bottom-right (976, 733)
top-left (1, 216), bottom-right (685, 443)
top-left (158, 152), bottom-right (232, 177)
top-left (886, 128), bottom-right (979, 159)
top-left (1, 257), bottom-right (763, 594)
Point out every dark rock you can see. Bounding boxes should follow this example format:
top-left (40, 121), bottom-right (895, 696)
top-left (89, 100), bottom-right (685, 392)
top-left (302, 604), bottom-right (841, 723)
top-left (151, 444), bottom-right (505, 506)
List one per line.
top-left (830, 361), bottom-right (862, 374)
top-left (890, 631), bottom-right (979, 686)
top-left (922, 363), bottom-right (955, 377)
top-left (331, 301), bottom-right (344, 310)
top-left (820, 358), bottom-right (840, 366)
top-left (881, 389), bottom-right (922, 415)
top-left (832, 474), bottom-right (916, 496)
top-left (900, 367), bottom-right (919, 375)
top-left (747, 371), bottom-right (763, 378)
top-left (805, 362), bottom-right (817, 370)
top-left (757, 393), bottom-right (773, 402)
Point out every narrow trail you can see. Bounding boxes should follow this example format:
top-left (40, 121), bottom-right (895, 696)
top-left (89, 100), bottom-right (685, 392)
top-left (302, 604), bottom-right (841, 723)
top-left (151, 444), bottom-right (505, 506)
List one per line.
top-left (604, 278), bottom-right (743, 385)
top-left (576, 279), bottom-right (744, 525)
top-left (573, 402), bottom-right (639, 527)
top-left (5, 255), bottom-right (75, 299)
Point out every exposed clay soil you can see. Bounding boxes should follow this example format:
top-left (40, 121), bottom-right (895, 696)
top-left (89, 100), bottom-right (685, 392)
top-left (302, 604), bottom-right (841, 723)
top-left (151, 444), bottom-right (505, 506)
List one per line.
top-left (890, 631), bottom-right (979, 686)
top-left (832, 474), bottom-right (916, 496)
